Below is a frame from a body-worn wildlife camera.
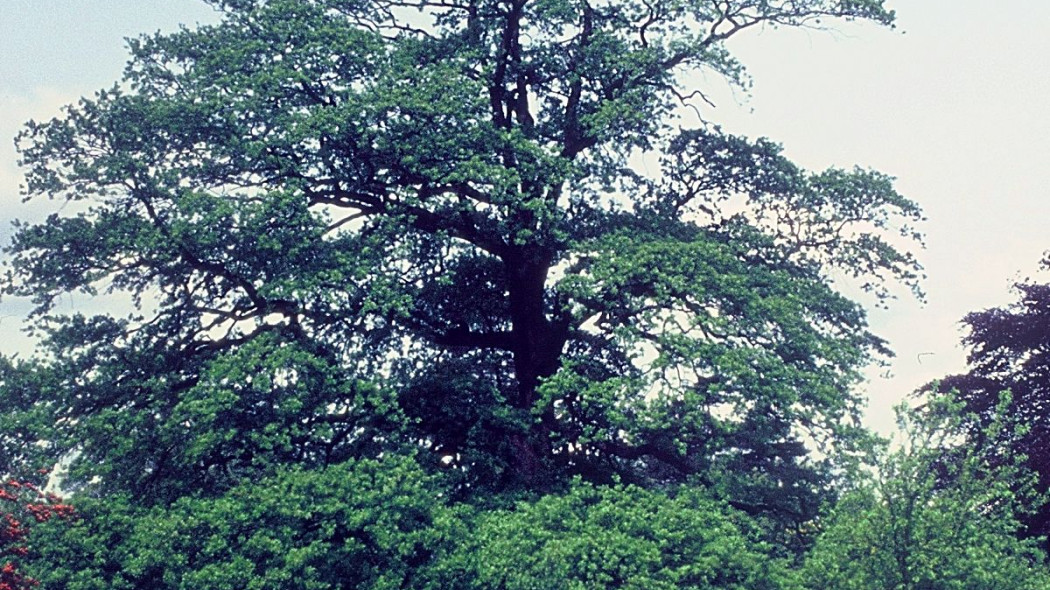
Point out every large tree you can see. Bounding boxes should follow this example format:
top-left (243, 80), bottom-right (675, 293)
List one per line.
top-left (5, 0), bottom-right (919, 544)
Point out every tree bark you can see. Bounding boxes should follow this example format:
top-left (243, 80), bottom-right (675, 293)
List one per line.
top-left (503, 247), bottom-right (565, 485)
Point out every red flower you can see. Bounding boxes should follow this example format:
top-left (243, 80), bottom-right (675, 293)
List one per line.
top-left (0, 478), bottom-right (75, 590)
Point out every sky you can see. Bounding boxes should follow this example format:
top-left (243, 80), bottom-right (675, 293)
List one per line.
top-left (2, 1), bottom-right (1049, 435)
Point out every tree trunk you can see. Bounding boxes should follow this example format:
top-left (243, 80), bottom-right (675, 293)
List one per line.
top-left (504, 248), bottom-right (564, 486)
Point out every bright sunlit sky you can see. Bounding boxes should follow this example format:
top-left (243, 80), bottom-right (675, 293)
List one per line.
top-left (2, 1), bottom-right (1048, 435)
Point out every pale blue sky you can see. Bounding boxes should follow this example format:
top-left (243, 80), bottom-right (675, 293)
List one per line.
top-left (2, 1), bottom-right (1049, 434)
top-left (708, 2), bottom-right (1050, 432)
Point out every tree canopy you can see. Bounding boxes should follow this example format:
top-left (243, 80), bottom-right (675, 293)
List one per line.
top-left (2, 0), bottom-right (926, 585)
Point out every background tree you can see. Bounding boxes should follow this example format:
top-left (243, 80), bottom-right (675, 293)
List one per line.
top-left (3, 0), bottom-right (921, 579)
top-left (924, 257), bottom-right (1050, 543)
top-left (803, 395), bottom-right (1050, 590)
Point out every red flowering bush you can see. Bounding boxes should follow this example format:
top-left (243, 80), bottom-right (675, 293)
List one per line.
top-left (0, 476), bottom-right (73, 590)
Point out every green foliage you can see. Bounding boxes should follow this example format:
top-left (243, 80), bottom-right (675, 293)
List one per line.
top-left (26, 456), bottom-right (444, 590)
top-left (0, 0), bottom-right (924, 585)
top-left (0, 359), bottom-right (64, 479)
top-left (430, 480), bottom-right (799, 590)
top-left (5, 0), bottom-right (918, 506)
top-left (803, 395), bottom-right (1050, 589)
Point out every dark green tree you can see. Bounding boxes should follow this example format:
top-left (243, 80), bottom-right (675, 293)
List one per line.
top-left (4, 0), bottom-right (920, 580)
top-left (923, 259), bottom-right (1050, 545)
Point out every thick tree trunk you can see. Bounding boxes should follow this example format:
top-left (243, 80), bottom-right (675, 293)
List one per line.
top-left (506, 251), bottom-right (559, 404)
top-left (504, 248), bottom-right (565, 486)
